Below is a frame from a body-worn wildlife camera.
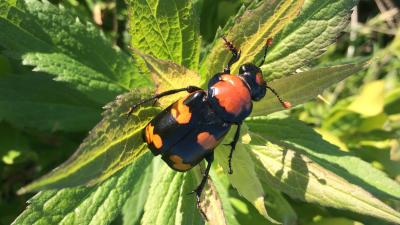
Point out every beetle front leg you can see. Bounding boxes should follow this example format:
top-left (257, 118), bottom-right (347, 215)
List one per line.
top-left (222, 36), bottom-right (241, 74)
top-left (127, 86), bottom-right (202, 116)
top-left (226, 123), bottom-right (241, 174)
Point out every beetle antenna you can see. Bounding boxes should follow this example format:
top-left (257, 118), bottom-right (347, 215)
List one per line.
top-left (258, 38), bottom-right (273, 67)
top-left (266, 85), bottom-right (292, 109)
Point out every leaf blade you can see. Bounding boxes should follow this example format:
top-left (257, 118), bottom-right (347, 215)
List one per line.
top-left (251, 61), bottom-right (369, 116)
top-left (246, 116), bottom-right (400, 200)
top-left (0, 0), bottom-right (147, 103)
top-left (0, 74), bottom-right (101, 131)
top-left (127, 0), bottom-right (200, 70)
top-left (18, 91), bottom-right (158, 193)
top-left (13, 153), bottom-right (153, 225)
top-left (249, 142), bottom-right (400, 224)
top-left (263, 0), bottom-right (358, 80)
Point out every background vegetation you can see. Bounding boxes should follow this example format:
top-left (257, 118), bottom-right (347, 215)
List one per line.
top-left (1, 0), bottom-right (400, 224)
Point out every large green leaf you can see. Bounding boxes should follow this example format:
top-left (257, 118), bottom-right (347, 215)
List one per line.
top-left (141, 162), bottom-right (202, 225)
top-left (246, 116), bottom-right (400, 200)
top-left (122, 159), bottom-right (154, 225)
top-left (209, 169), bottom-right (241, 225)
top-left (127, 0), bottom-right (200, 70)
top-left (214, 125), bottom-right (296, 224)
top-left (13, 153), bottom-right (153, 225)
top-left (200, 0), bottom-right (304, 82)
top-left (214, 126), bottom-right (280, 223)
top-left (263, 0), bottom-right (357, 80)
top-left (0, 0), bottom-right (148, 104)
top-left (17, 91), bottom-right (158, 193)
top-left (248, 141), bottom-right (400, 224)
top-left (251, 61), bottom-right (369, 116)
top-left (0, 74), bottom-right (101, 131)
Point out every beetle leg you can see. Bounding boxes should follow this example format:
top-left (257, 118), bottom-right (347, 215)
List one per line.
top-left (222, 36), bottom-right (241, 74)
top-left (127, 86), bottom-right (202, 116)
top-left (190, 153), bottom-right (214, 220)
top-left (225, 123), bottom-right (241, 174)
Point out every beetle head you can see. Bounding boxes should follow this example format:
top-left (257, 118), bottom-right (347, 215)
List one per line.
top-left (238, 63), bottom-right (266, 101)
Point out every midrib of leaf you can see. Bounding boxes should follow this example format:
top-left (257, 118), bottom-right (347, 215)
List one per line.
top-left (28, 123), bottom-right (146, 185)
top-left (143, 0), bottom-right (175, 61)
top-left (249, 133), bottom-right (400, 224)
top-left (148, 59), bottom-right (177, 89)
top-left (231, 0), bottom-right (303, 73)
top-left (23, 52), bottom-right (129, 91)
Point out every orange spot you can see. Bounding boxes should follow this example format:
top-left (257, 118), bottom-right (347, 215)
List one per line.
top-left (145, 124), bottom-right (163, 149)
top-left (213, 75), bottom-right (251, 116)
top-left (197, 132), bottom-right (217, 150)
top-left (169, 155), bottom-right (192, 171)
top-left (171, 98), bottom-right (192, 124)
top-left (255, 73), bottom-right (265, 86)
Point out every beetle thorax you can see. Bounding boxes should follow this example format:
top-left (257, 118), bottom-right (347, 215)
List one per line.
top-left (208, 74), bottom-right (252, 122)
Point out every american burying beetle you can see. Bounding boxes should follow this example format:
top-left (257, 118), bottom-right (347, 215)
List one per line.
top-left (127, 37), bottom-right (291, 216)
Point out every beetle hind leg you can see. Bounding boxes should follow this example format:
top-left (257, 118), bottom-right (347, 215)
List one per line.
top-left (225, 123), bottom-right (241, 174)
top-left (189, 153), bottom-right (214, 220)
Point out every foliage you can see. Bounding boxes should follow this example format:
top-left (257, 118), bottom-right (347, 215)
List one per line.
top-left (1, 0), bottom-right (400, 225)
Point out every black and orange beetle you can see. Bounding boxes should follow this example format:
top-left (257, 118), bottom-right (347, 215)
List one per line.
top-left (128, 37), bottom-right (291, 215)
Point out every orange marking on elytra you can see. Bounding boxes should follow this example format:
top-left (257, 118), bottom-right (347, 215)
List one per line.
top-left (169, 155), bottom-right (192, 171)
top-left (213, 75), bottom-right (251, 115)
top-left (145, 124), bottom-right (163, 149)
top-left (171, 98), bottom-right (192, 124)
top-left (197, 132), bottom-right (217, 150)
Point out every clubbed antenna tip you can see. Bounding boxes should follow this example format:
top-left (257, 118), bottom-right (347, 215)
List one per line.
top-left (282, 101), bottom-right (292, 109)
top-left (266, 38), bottom-right (273, 46)
top-left (266, 85), bottom-right (291, 109)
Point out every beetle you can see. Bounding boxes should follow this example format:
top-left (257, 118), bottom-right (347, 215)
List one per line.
top-left (127, 37), bottom-right (290, 216)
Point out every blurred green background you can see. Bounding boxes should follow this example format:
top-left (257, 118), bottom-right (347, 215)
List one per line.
top-left (1, 0), bottom-right (400, 224)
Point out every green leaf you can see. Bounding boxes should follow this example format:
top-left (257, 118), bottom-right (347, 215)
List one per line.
top-left (200, 0), bottom-right (304, 82)
top-left (347, 80), bottom-right (385, 117)
top-left (127, 0), bottom-right (200, 70)
top-left (214, 126), bottom-right (279, 223)
top-left (384, 86), bottom-right (400, 115)
top-left (13, 153), bottom-right (153, 225)
top-left (0, 0), bottom-right (148, 104)
top-left (209, 169), bottom-right (241, 225)
top-left (249, 142), bottom-right (400, 224)
top-left (263, 0), bottom-right (358, 80)
top-left (17, 91), bottom-right (159, 193)
top-left (133, 49), bottom-right (201, 106)
top-left (246, 116), bottom-right (400, 200)
top-left (122, 159), bottom-right (154, 225)
top-left (141, 162), bottom-right (202, 225)
top-left (0, 74), bottom-right (101, 131)
top-left (251, 61), bottom-right (369, 116)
